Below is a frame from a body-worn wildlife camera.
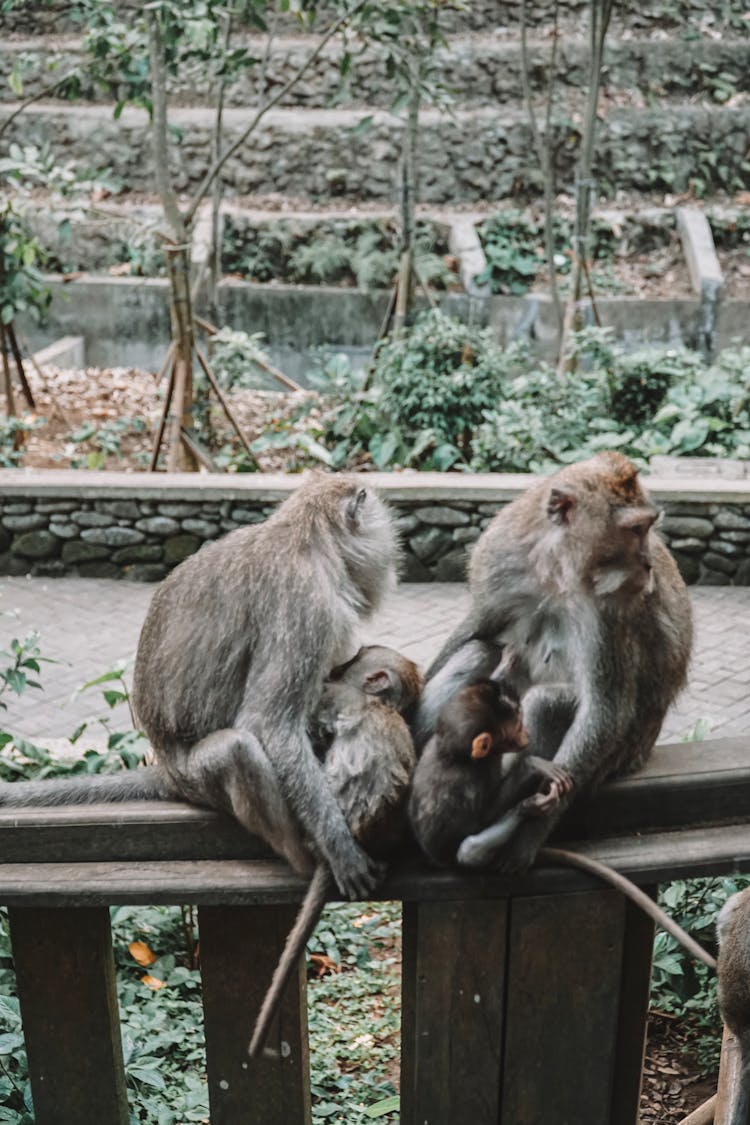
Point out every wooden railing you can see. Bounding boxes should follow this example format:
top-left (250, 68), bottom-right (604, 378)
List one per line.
top-left (1, 737), bottom-right (749, 1125)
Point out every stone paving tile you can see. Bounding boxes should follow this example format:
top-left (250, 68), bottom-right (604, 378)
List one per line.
top-left (1, 577), bottom-right (749, 749)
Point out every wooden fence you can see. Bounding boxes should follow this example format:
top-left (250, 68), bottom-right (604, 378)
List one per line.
top-left (1, 736), bottom-right (749, 1125)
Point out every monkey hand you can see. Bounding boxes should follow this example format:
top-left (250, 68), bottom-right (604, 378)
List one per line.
top-left (522, 764), bottom-right (574, 817)
top-left (329, 840), bottom-right (386, 901)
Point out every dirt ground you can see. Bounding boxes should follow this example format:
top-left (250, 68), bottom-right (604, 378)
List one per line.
top-left (12, 362), bottom-right (315, 474)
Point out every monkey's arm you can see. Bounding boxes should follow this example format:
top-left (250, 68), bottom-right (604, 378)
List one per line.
top-left (456, 758), bottom-right (573, 868)
top-left (413, 638), bottom-right (504, 748)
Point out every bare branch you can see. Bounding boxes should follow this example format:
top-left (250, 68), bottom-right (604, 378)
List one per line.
top-left (0, 69), bottom-right (81, 141)
top-left (520, 0), bottom-right (562, 329)
top-left (184, 0), bottom-right (369, 226)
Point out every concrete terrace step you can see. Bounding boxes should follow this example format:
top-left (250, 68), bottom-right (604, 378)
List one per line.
top-left (8, 100), bottom-right (750, 204)
top-left (2, 33), bottom-right (749, 110)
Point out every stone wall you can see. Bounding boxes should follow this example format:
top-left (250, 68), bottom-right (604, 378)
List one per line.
top-left (13, 101), bottom-right (750, 204)
top-left (2, 470), bottom-right (750, 586)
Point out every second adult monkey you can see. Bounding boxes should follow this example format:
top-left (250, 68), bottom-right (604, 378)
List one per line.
top-left (414, 451), bottom-right (692, 873)
top-left (249, 644), bottom-right (422, 1058)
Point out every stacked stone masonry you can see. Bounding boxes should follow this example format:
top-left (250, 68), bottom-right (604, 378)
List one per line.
top-left (2, 477), bottom-right (750, 586)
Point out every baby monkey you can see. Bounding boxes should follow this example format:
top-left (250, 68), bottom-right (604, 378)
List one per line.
top-left (409, 678), bottom-right (572, 868)
top-left (249, 644), bottom-right (422, 1057)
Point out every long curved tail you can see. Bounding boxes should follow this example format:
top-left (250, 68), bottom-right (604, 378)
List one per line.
top-left (248, 864), bottom-right (332, 1058)
top-left (0, 766), bottom-right (178, 807)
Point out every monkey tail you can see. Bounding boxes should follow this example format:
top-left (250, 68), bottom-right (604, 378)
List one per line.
top-left (248, 863), bottom-right (332, 1059)
top-left (540, 847), bottom-right (717, 971)
top-left (0, 766), bottom-right (178, 807)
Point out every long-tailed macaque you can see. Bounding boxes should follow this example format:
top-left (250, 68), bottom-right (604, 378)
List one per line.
top-left (0, 475), bottom-right (400, 901)
top-left (249, 645), bottom-right (421, 1057)
top-left (409, 678), bottom-right (571, 867)
top-left (414, 451), bottom-right (692, 873)
top-left (717, 888), bottom-right (750, 1125)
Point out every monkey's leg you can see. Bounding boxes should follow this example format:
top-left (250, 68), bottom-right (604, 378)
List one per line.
top-left (413, 639), bottom-right (504, 747)
top-left (457, 808), bottom-right (525, 867)
top-left (165, 729), bottom-right (315, 875)
top-left (264, 726), bottom-right (384, 901)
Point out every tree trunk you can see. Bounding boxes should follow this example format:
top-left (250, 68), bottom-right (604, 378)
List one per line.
top-left (165, 246), bottom-right (198, 472)
top-left (394, 74), bottom-right (420, 337)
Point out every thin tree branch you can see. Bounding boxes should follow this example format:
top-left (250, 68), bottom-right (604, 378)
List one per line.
top-left (0, 68), bottom-right (80, 141)
top-left (148, 11), bottom-right (186, 242)
top-left (184, 0), bottom-right (369, 226)
top-left (520, 0), bottom-right (562, 330)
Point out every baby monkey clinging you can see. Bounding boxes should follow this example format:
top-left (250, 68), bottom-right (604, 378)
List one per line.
top-left (409, 678), bottom-right (572, 868)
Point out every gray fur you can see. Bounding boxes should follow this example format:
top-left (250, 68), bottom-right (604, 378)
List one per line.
top-left (132, 474), bottom-right (400, 900)
top-left (0, 767), bottom-right (175, 807)
top-left (717, 887), bottom-right (750, 1125)
top-left (416, 452), bottom-right (693, 872)
top-left (0, 476), bottom-right (399, 902)
top-left (249, 645), bottom-right (420, 1057)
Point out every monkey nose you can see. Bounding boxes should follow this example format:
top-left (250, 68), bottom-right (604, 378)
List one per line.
top-left (518, 726), bottom-right (530, 748)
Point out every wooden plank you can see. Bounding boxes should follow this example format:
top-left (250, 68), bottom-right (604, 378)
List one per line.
top-left (610, 892), bottom-right (656, 1125)
top-left (1, 738), bottom-right (750, 865)
top-left (8, 906), bottom-right (128, 1125)
top-left (501, 890), bottom-right (625, 1125)
top-left (199, 905), bottom-right (311, 1125)
top-left (400, 899), bottom-right (507, 1125)
top-left (0, 801), bottom-right (269, 864)
top-left (2, 820), bottom-right (750, 905)
top-left (566, 738), bottom-right (750, 838)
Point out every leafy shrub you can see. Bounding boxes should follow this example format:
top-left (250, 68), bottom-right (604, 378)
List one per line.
top-left (652, 876), bottom-right (750, 1072)
top-left (223, 217), bottom-right (455, 291)
top-left (305, 315), bottom-right (750, 475)
top-left (315, 310), bottom-right (526, 470)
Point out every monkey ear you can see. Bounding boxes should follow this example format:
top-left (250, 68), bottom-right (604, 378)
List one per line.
top-left (346, 487), bottom-right (368, 528)
top-left (363, 669), bottom-right (391, 696)
top-left (547, 487), bottom-right (576, 524)
top-left (471, 732), bottom-right (493, 759)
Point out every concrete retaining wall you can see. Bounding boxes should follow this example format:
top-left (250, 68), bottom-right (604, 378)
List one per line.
top-left (20, 274), bottom-right (750, 374)
top-left (1, 468), bottom-right (750, 586)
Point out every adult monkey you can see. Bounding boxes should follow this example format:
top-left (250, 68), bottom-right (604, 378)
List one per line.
top-left (414, 451), bottom-right (692, 873)
top-left (1, 475), bottom-right (399, 901)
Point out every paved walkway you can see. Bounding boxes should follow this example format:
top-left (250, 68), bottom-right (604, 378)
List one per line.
top-left (1, 576), bottom-right (750, 748)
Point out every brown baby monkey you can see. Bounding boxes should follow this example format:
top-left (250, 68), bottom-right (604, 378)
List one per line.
top-left (409, 677), bottom-right (572, 868)
top-left (249, 645), bottom-right (422, 1058)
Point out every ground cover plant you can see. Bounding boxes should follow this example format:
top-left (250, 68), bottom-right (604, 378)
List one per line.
top-left (287, 311), bottom-right (750, 475)
top-left (475, 208), bottom-right (682, 298)
top-left (222, 216), bottom-right (456, 291)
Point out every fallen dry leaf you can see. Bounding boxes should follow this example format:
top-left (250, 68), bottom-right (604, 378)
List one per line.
top-left (141, 974), bottom-right (166, 991)
top-left (309, 953), bottom-right (339, 978)
top-left (129, 940), bottom-right (158, 967)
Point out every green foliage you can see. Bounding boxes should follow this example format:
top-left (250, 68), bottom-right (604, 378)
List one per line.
top-left (0, 417), bottom-right (42, 469)
top-left (303, 315), bottom-right (750, 475)
top-left (0, 645), bottom-right (148, 782)
top-left (202, 327), bottom-right (275, 393)
top-left (66, 416), bottom-right (147, 469)
top-left (652, 876), bottom-right (750, 1072)
top-left (313, 310), bottom-right (527, 471)
top-left (0, 199), bottom-right (50, 327)
top-left (223, 218), bottom-right (454, 291)
top-left (475, 211), bottom-right (622, 296)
